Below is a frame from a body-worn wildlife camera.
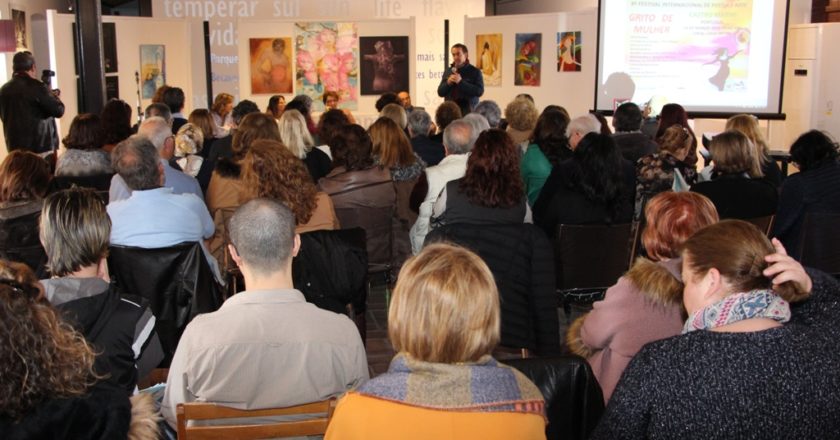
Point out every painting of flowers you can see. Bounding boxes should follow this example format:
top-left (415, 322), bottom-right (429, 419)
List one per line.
top-left (295, 22), bottom-right (358, 111)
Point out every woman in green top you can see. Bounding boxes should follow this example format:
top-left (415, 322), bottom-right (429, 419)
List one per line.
top-left (521, 107), bottom-right (572, 206)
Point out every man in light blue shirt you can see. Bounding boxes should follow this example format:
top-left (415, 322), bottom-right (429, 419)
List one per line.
top-left (107, 135), bottom-right (220, 281)
top-left (110, 116), bottom-right (201, 202)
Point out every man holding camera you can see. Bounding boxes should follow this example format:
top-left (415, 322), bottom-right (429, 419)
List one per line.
top-left (0, 51), bottom-right (64, 154)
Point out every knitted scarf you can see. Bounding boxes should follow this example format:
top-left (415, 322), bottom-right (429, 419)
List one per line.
top-left (355, 353), bottom-right (545, 417)
top-left (683, 289), bottom-right (791, 333)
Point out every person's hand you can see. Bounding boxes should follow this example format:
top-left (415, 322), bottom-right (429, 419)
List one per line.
top-left (764, 238), bottom-right (812, 294)
top-left (448, 73), bottom-right (461, 85)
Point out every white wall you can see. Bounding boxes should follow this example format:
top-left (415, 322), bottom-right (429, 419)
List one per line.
top-left (495, 0), bottom-right (595, 15)
top-left (465, 9), bottom-right (597, 118)
top-left (46, 11), bottom-right (198, 141)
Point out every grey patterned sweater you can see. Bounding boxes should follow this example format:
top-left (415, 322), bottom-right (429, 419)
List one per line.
top-left (591, 270), bottom-right (840, 439)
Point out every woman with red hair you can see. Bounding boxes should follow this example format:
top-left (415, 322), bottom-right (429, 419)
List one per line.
top-left (431, 129), bottom-right (530, 225)
top-left (566, 191), bottom-right (719, 402)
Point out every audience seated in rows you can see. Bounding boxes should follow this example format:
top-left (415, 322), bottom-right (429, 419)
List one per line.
top-left (39, 187), bottom-right (163, 394)
top-left (772, 130), bottom-right (840, 258)
top-left (100, 99), bottom-right (133, 153)
top-left (611, 102), bottom-right (658, 163)
top-left (280, 109), bottom-right (333, 182)
top-left (409, 119), bottom-right (476, 254)
top-left (592, 220), bottom-right (840, 438)
top-left (318, 125), bottom-right (398, 268)
top-left (110, 117), bottom-right (202, 202)
top-left (726, 113), bottom-right (783, 187)
top-left (534, 132), bottom-right (635, 235)
top-left (370, 117), bottom-right (425, 264)
top-left (635, 125), bottom-right (698, 217)
top-left (407, 108), bottom-right (445, 167)
top-left (654, 103), bottom-right (698, 166)
top-left (431, 101), bottom-right (462, 144)
top-left (505, 96), bottom-right (538, 150)
top-left (107, 135), bottom-right (219, 282)
top-left (55, 113), bottom-right (113, 179)
top-left (205, 99), bottom-right (260, 163)
top-left (521, 107), bottom-right (572, 206)
top-left (691, 130), bottom-right (777, 220)
top-left (473, 99), bottom-right (502, 128)
top-left (162, 199), bottom-right (368, 428)
top-left (0, 151), bottom-right (50, 276)
top-left (567, 192), bottom-right (719, 401)
top-left (432, 129), bottom-right (531, 226)
top-left (0, 260), bottom-right (159, 439)
top-left (241, 139), bottom-right (339, 233)
top-left (325, 243), bottom-right (546, 440)
top-left (206, 111), bottom-right (282, 263)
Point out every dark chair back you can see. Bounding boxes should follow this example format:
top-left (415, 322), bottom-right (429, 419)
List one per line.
top-left (292, 227), bottom-right (368, 315)
top-left (0, 210), bottom-right (48, 278)
top-left (48, 174), bottom-right (113, 203)
top-left (426, 223), bottom-right (560, 355)
top-left (798, 212), bottom-right (840, 277)
top-left (108, 242), bottom-right (223, 365)
top-left (505, 356), bottom-right (605, 440)
top-left (554, 223), bottom-right (635, 317)
top-left (745, 214), bottom-right (775, 236)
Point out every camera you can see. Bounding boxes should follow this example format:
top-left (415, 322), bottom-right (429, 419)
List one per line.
top-left (41, 69), bottom-right (55, 86)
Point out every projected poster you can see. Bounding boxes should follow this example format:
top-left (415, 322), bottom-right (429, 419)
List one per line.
top-left (249, 38), bottom-right (293, 94)
top-left (597, 0), bottom-right (769, 113)
top-left (295, 22), bottom-right (358, 111)
top-left (515, 33), bottom-right (541, 86)
top-left (476, 33), bottom-right (502, 86)
top-left (557, 31), bottom-right (582, 72)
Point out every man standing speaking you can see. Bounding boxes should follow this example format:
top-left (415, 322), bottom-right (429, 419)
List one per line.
top-left (437, 43), bottom-right (484, 116)
top-left (0, 51), bottom-right (64, 154)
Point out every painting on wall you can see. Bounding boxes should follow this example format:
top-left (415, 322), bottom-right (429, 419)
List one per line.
top-left (103, 23), bottom-right (118, 74)
top-left (557, 31), bottom-right (582, 72)
top-left (295, 22), bottom-right (358, 111)
top-left (249, 38), bottom-right (293, 94)
top-left (514, 33), bottom-right (541, 86)
top-left (140, 45), bottom-right (165, 99)
top-left (11, 8), bottom-right (25, 51)
top-left (475, 33), bottom-right (502, 86)
top-left (360, 36), bottom-right (408, 96)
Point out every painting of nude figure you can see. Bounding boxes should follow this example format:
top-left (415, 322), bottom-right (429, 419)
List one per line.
top-left (360, 36), bottom-right (408, 96)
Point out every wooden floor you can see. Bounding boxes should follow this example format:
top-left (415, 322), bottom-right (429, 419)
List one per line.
top-left (364, 282), bottom-right (396, 377)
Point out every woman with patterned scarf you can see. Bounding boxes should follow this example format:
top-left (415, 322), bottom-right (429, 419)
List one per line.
top-left (325, 243), bottom-right (546, 440)
top-left (592, 220), bottom-right (840, 439)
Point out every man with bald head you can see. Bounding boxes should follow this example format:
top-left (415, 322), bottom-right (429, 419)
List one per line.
top-left (161, 198), bottom-right (368, 428)
top-left (109, 116), bottom-right (201, 202)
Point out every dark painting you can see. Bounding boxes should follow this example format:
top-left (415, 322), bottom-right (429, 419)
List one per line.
top-left (360, 36), bottom-right (408, 96)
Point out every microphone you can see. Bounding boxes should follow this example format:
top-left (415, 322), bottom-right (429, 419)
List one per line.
top-left (450, 62), bottom-right (458, 75)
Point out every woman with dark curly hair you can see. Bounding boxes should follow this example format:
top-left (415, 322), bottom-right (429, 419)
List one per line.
top-left (0, 260), bottom-right (159, 439)
top-left (521, 108), bottom-right (572, 205)
top-left (771, 130), bottom-right (840, 257)
top-left (533, 132), bottom-right (635, 236)
top-left (100, 99), bottom-right (133, 153)
top-left (53, 113), bottom-right (112, 180)
top-left (432, 129), bottom-right (530, 226)
top-left (206, 112), bottom-right (283, 262)
top-left (315, 108), bottom-right (350, 157)
top-left (240, 139), bottom-right (338, 232)
top-left (318, 124), bottom-right (399, 267)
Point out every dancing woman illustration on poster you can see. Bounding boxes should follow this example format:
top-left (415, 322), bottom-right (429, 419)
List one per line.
top-left (705, 47), bottom-right (741, 91)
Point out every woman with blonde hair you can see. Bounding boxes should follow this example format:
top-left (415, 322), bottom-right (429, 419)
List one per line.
top-left (725, 114), bottom-right (782, 186)
top-left (691, 130), bottom-right (777, 220)
top-left (326, 243), bottom-right (546, 440)
top-left (592, 220), bottom-right (840, 438)
top-left (240, 139), bottom-right (338, 233)
top-left (505, 96), bottom-right (539, 148)
top-left (567, 191), bottom-right (718, 402)
top-left (0, 260), bottom-right (159, 439)
top-left (210, 92), bottom-right (234, 136)
top-left (279, 109), bottom-right (332, 182)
